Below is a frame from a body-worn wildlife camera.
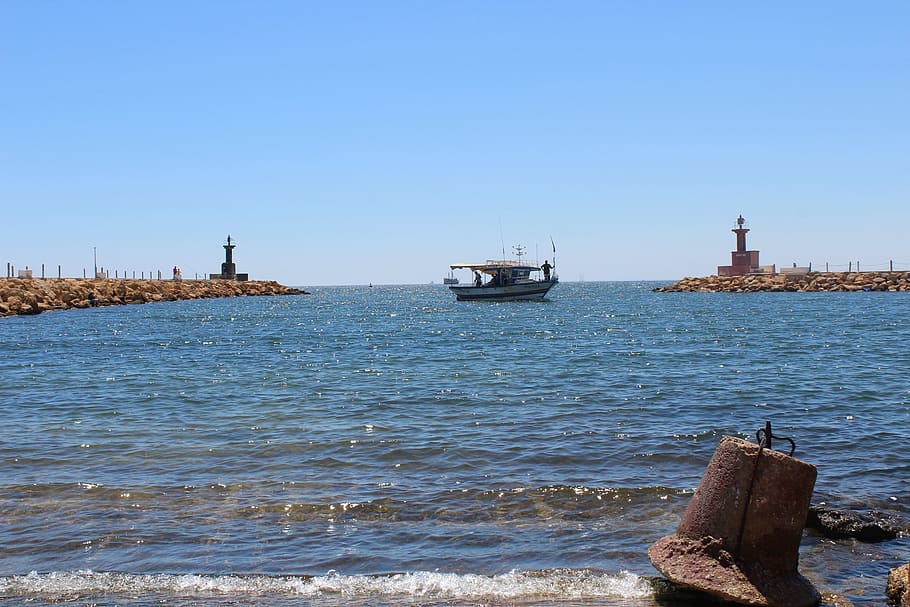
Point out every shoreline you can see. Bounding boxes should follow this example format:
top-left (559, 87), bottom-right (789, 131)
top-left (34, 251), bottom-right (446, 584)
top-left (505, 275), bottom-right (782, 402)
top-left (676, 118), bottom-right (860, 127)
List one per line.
top-left (655, 271), bottom-right (910, 293)
top-left (0, 278), bottom-right (308, 317)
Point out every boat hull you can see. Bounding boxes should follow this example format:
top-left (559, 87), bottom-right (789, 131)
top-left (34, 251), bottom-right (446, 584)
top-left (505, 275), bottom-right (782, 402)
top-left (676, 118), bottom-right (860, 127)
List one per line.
top-left (448, 279), bottom-right (557, 301)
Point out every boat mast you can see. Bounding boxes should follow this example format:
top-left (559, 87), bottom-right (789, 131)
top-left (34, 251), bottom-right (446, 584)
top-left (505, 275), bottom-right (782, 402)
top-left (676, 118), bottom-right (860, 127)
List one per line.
top-left (513, 244), bottom-right (525, 262)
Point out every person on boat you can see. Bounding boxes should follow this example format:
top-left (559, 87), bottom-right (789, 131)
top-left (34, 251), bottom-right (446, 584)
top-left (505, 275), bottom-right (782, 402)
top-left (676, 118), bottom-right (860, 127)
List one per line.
top-left (474, 271), bottom-right (482, 287)
top-left (541, 260), bottom-right (552, 281)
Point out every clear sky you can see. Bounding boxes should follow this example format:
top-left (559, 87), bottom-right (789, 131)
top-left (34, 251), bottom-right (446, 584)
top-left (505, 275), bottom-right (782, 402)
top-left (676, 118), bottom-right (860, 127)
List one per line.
top-left (2, 1), bottom-right (908, 286)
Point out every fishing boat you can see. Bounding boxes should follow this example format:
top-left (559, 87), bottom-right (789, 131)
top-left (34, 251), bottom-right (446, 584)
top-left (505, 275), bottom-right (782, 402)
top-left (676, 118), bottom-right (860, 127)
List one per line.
top-left (447, 244), bottom-right (557, 301)
top-left (443, 271), bottom-right (459, 285)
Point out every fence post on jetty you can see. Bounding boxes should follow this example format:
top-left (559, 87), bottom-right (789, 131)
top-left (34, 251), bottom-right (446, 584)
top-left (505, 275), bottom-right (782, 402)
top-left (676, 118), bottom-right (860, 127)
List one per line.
top-left (41, 264), bottom-right (45, 279)
top-left (58, 265), bottom-right (61, 279)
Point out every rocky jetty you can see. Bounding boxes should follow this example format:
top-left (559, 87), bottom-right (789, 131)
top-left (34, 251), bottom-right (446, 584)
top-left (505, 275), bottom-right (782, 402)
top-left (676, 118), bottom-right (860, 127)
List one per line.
top-left (0, 278), bottom-right (308, 317)
top-left (655, 271), bottom-right (910, 293)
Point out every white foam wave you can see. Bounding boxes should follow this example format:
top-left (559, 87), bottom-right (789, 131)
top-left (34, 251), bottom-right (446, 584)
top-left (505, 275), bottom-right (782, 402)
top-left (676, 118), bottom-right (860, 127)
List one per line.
top-left (1, 569), bottom-right (653, 600)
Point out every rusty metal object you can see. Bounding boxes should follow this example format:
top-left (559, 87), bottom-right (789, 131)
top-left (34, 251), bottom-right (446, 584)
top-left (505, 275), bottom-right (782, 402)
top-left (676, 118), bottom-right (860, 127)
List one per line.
top-left (756, 420), bottom-right (796, 456)
top-left (648, 432), bottom-right (820, 606)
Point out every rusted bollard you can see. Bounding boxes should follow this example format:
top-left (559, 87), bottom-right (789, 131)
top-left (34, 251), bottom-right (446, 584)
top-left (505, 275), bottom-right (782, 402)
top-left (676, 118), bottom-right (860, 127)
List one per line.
top-left (649, 428), bottom-right (820, 607)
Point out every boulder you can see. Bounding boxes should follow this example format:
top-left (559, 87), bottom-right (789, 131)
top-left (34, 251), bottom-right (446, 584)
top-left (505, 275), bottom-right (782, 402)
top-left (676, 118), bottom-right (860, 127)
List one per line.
top-left (17, 303), bottom-right (38, 315)
top-left (886, 563), bottom-right (909, 607)
top-left (806, 504), bottom-right (907, 542)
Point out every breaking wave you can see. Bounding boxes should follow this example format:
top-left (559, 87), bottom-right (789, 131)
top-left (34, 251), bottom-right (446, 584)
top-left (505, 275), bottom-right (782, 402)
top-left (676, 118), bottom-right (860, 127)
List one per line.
top-left (1, 569), bottom-right (654, 604)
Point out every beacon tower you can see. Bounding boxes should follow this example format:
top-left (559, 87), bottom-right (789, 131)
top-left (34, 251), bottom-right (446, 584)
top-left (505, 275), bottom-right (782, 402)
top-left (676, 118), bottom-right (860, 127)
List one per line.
top-left (211, 235), bottom-right (249, 281)
top-left (717, 215), bottom-right (761, 276)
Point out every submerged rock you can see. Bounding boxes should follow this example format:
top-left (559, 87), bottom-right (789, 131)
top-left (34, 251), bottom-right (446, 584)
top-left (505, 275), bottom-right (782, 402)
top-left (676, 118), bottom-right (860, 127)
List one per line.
top-left (806, 504), bottom-right (907, 542)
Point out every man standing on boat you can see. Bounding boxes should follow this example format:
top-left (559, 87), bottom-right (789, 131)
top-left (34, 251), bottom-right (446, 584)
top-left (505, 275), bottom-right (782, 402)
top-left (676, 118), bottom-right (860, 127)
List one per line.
top-left (541, 260), bottom-right (552, 281)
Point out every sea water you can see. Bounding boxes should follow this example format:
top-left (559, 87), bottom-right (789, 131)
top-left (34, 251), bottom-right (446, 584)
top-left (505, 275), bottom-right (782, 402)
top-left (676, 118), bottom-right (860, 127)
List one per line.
top-left (1, 282), bottom-right (908, 606)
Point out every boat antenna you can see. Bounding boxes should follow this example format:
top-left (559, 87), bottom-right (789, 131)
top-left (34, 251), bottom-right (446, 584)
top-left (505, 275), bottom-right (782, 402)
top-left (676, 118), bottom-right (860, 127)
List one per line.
top-left (499, 217), bottom-right (506, 261)
top-left (513, 244), bottom-right (525, 262)
top-left (550, 236), bottom-right (557, 272)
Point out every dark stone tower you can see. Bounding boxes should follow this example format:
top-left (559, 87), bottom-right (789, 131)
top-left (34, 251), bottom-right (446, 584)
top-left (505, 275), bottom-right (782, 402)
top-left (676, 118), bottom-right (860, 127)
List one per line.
top-left (211, 235), bottom-right (249, 281)
top-left (221, 235), bottom-right (237, 278)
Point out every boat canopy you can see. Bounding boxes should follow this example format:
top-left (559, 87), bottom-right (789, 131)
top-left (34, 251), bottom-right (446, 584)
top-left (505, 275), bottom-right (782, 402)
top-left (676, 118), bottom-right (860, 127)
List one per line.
top-left (450, 261), bottom-right (541, 273)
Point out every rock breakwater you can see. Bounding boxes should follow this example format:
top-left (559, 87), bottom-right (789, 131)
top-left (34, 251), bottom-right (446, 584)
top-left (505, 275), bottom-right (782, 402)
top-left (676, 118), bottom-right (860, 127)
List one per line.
top-left (655, 271), bottom-right (910, 293)
top-left (0, 278), bottom-right (308, 317)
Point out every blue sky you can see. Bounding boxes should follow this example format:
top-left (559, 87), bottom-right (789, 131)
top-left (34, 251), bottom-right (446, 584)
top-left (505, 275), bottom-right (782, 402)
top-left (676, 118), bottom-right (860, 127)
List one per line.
top-left (2, 1), bottom-right (908, 285)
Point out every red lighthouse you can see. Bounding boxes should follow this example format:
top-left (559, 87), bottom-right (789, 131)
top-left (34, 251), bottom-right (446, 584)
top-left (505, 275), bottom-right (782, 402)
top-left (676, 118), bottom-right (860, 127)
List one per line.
top-left (717, 215), bottom-right (761, 276)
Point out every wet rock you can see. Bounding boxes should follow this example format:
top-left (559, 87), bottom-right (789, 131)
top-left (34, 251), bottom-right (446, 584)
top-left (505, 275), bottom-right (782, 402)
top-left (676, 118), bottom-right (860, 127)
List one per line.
top-left (17, 303), bottom-right (39, 315)
top-left (806, 504), bottom-right (907, 542)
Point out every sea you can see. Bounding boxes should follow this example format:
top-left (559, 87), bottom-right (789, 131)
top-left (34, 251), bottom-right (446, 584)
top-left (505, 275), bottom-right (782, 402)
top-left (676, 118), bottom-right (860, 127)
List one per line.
top-left (1, 281), bottom-right (907, 607)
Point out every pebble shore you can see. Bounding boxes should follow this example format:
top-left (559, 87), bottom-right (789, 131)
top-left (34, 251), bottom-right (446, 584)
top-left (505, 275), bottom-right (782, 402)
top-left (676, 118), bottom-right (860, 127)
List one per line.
top-left (0, 278), bottom-right (308, 317)
top-left (655, 271), bottom-right (910, 293)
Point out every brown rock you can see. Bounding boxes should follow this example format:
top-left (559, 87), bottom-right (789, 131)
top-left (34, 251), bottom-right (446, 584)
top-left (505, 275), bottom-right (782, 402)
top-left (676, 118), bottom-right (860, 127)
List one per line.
top-left (886, 563), bottom-right (908, 606)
